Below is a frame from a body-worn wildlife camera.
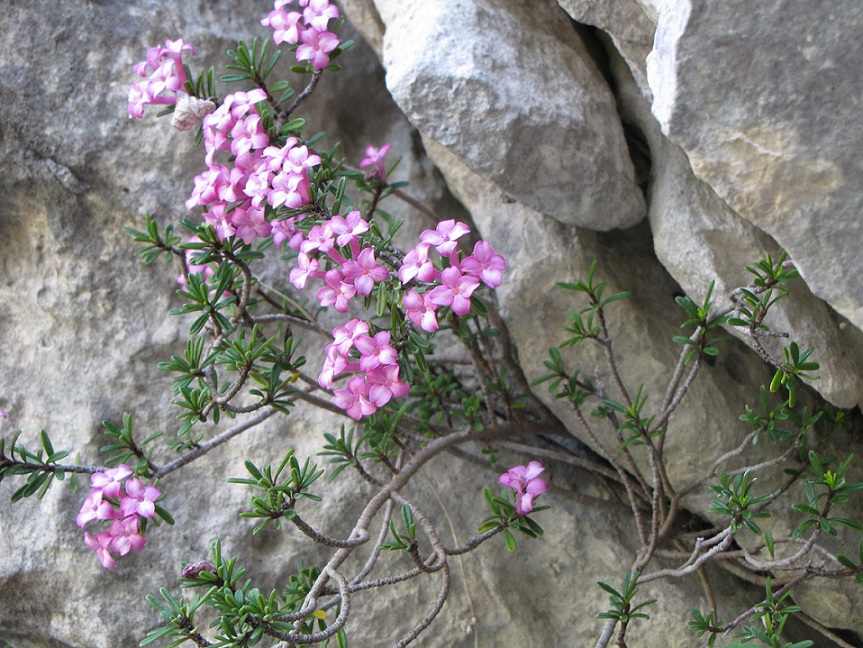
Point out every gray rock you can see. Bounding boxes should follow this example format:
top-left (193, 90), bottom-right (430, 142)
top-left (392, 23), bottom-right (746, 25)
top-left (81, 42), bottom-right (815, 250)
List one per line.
top-left (648, 0), bottom-right (863, 334)
top-left (556, 0), bottom-right (657, 98)
top-left (601, 33), bottom-right (863, 411)
top-left (372, 0), bottom-right (646, 230)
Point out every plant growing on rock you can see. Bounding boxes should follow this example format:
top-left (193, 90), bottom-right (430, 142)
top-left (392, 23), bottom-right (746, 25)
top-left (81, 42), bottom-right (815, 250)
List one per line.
top-left (2, 2), bottom-right (550, 646)
top-left (1, 2), bottom-right (861, 647)
top-left (534, 257), bottom-right (862, 647)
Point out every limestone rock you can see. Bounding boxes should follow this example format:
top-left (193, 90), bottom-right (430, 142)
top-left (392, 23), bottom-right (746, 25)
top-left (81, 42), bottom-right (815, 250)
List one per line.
top-left (648, 0), bottom-right (863, 334)
top-left (2, 0), bottom-right (862, 645)
top-left (372, 0), bottom-right (646, 230)
top-left (555, 0), bottom-right (657, 98)
top-left (601, 34), bottom-right (863, 411)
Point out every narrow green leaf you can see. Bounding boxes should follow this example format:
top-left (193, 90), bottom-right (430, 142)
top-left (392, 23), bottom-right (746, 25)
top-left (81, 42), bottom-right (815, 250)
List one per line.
top-left (503, 528), bottom-right (517, 552)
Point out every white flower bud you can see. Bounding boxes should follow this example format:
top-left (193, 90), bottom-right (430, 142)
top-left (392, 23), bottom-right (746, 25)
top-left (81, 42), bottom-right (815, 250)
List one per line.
top-left (171, 94), bottom-right (216, 131)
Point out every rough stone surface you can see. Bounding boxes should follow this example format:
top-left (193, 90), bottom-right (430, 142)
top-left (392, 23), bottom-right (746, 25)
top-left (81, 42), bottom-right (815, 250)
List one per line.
top-left (2, 0), bottom-right (863, 646)
top-left (648, 0), bottom-right (863, 334)
top-left (373, 0), bottom-right (646, 231)
top-left (556, 0), bottom-right (657, 98)
top-left (601, 37), bottom-right (863, 412)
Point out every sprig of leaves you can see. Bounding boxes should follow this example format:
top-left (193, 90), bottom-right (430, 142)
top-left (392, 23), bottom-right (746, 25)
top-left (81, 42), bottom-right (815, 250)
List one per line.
top-left (228, 450), bottom-right (324, 534)
top-left (596, 570), bottom-right (656, 626)
top-left (477, 487), bottom-right (546, 552)
top-left (709, 469), bottom-right (772, 534)
top-left (0, 430), bottom-right (72, 501)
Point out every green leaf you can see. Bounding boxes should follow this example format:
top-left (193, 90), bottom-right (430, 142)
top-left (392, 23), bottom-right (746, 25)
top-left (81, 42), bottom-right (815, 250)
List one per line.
top-left (503, 528), bottom-right (517, 552)
top-left (155, 505), bottom-right (175, 525)
top-left (764, 530), bottom-right (774, 559)
top-left (40, 430), bottom-right (55, 456)
top-left (769, 369), bottom-right (783, 393)
top-left (837, 554), bottom-right (857, 569)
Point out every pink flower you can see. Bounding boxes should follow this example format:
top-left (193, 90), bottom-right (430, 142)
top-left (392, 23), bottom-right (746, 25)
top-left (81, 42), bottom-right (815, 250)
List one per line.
top-left (303, 0), bottom-right (340, 31)
top-left (289, 252), bottom-right (321, 289)
top-left (277, 144), bottom-right (322, 175)
top-left (498, 461), bottom-right (548, 516)
top-left (359, 143), bottom-right (392, 182)
top-left (84, 531), bottom-right (117, 569)
top-left (403, 290), bottom-right (439, 332)
top-left (269, 170), bottom-right (311, 209)
top-left (243, 162), bottom-right (274, 207)
top-left (420, 220), bottom-right (471, 256)
top-left (354, 331), bottom-right (397, 373)
top-left (91, 465), bottom-right (133, 499)
top-left (333, 375), bottom-right (377, 420)
top-left (366, 364), bottom-right (410, 407)
top-left (202, 203), bottom-right (237, 240)
top-left (342, 248), bottom-right (389, 296)
top-left (261, 137), bottom-right (299, 171)
top-left (120, 479), bottom-right (161, 519)
top-left (427, 267), bottom-right (479, 316)
top-left (209, 89), bottom-right (267, 130)
top-left (127, 39), bottom-right (195, 118)
top-left (398, 243), bottom-right (437, 284)
top-left (318, 346), bottom-right (350, 389)
top-left (460, 241), bottom-right (507, 289)
top-left (316, 269), bottom-right (356, 312)
top-left (301, 223), bottom-right (335, 255)
top-left (231, 203), bottom-right (272, 244)
top-left (329, 210), bottom-right (369, 247)
top-left (108, 516), bottom-right (147, 556)
top-left (330, 319), bottom-right (370, 355)
top-left (186, 164), bottom-right (229, 211)
top-left (230, 114), bottom-right (270, 166)
top-left (0, 408), bottom-right (6, 419)
top-left (296, 27), bottom-right (339, 70)
top-left (262, 7), bottom-right (304, 45)
top-left (77, 490), bottom-right (117, 528)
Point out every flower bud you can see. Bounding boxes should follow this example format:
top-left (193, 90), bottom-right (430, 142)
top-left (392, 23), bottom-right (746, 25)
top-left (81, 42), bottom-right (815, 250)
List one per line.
top-left (171, 95), bottom-right (217, 131)
top-left (181, 560), bottom-right (217, 578)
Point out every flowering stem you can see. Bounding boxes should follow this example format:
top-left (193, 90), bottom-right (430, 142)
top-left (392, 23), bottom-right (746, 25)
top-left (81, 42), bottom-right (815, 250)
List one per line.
top-left (444, 524), bottom-right (506, 555)
top-left (0, 457), bottom-right (107, 475)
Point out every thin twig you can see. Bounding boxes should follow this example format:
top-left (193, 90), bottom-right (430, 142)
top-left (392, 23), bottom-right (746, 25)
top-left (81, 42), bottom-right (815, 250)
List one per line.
top-left (150, 407), bottom-right (277, 478)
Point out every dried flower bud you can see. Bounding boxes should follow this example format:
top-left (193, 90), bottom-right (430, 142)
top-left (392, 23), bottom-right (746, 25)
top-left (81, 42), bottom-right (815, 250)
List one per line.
top-left (171, 95), bottom-right (216, 131)
top-left (181, 560), bottom-right (216, 578)
top-left (189, 96), bottom-right (217, 119)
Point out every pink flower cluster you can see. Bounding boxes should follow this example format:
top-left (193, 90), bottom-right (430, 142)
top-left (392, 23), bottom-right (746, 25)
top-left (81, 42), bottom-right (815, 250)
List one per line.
top-left (77, 464), bottom-right (160, 568)
top-left (499, 461), bottom-right (548, 516)
top-left (288, 209), bottom-right (387, 312)
top-left (185, 89), bottom-right (321, 245)
top-left (318, 319), bottom-right (410, 420)
top-left (262, 0), bottom-right (341, 71)
top-left (286, 181), bottom-right (506, 420)
top-left (400, 220), bottom-right (507, 333)
top-left (288, 208), bottom-right (505, 331)
top-left (128, 39), bottom-right (194, 118)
